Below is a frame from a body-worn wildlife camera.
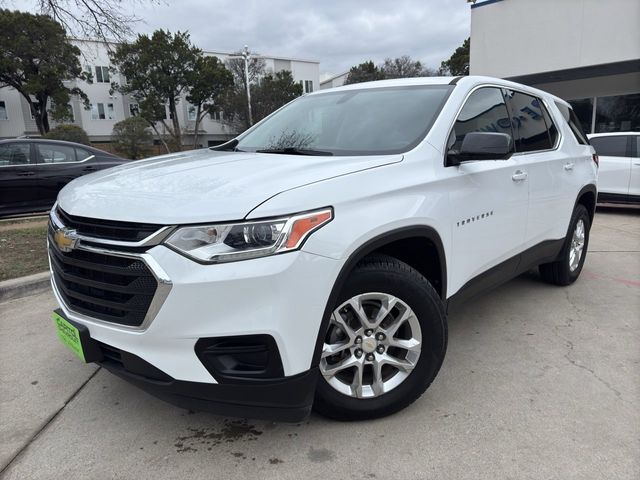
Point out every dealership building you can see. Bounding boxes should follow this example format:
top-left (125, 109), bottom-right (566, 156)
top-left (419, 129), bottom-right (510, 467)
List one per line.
top-left (470, 0), bottom-right (640, 134)
top-left (0, 39), bottom-right (320, 146)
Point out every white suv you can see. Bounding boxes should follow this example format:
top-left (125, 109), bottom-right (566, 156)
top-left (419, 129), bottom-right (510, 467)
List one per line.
top-left (49, 76), bottom-right (598, 421)
top-left (588, 132), bottom-right (639, 204)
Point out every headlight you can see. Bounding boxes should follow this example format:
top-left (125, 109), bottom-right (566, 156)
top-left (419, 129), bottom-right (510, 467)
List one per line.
top-left (165, 208), bottom-right (333, 263)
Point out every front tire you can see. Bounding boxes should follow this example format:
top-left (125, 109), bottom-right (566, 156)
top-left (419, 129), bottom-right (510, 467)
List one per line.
top-left (313, 254), bottom-right (447, 421)
top-left (539, 204), bottom-right (591, 286)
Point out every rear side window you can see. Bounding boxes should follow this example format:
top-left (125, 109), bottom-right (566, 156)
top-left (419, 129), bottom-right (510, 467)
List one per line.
top-left (75, 148), bottom-right (93, 161)
top-left (448, 87), bottom-right (513, 153)
top-left (36, 144), bottom-right (77, 163)
top-left (555, 102), bottom-right (589, 145)
top-left (504, 90), bottom-right (553, 152)
top-left (590, 136), bottom-right (629, 157)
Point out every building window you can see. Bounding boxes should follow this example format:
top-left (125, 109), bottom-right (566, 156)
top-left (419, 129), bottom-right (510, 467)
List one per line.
top-left (129, 103), bottom-right (139, 116)
top-left (188, 105), bottom-right (197, 121)
top-left (210, 111), bottom-right (223, 121)
top-left (595, 93), bottom-right (640, 133)
top-left (91, 102), bottom-right (114, 120)
top-left (0, 100), bottom-right (7, 120)
top-left (95, 66), bottom-right (110, 83)
top-left (304, 80), bottom-right (314, 93)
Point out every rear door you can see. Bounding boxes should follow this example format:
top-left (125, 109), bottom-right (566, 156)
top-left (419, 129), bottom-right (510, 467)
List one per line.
top-left (444, 86), bottom-right (529, 294)
top-left (35, 142), bottom-right (87, 207)
top-left (631, 135), bottom-right (640, 198)
top-left (0, 142), bottom-right (41, 215)
top-left (503, 89), bottom-right (565, 246)
top-left (590, 135), bottom-right (632, 201)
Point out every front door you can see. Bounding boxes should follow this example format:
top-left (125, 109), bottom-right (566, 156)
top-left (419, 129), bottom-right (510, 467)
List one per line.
top-left (0, 142), bottom-right (41, 216)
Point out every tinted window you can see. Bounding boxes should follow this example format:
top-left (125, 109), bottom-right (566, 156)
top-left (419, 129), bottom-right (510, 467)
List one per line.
top-left (540, 101), bottom-right (558, 147)
top-left (0, 143), bottom-right (31, 166)
top-left (555, 102), bottom-right (589, 145)
top-left (568, 98), bottom-right (594, 134)
top-left (448, 87), bottom-right (513, 153)
top-left (590, 136), bottom-right (629, 157)
top-left (75, 148), bottom-right (93, 161)
top-left (36, 144), bottom-right (77, 163)
top-left (236, 85), bottom-right (453, 156)
top-left (504, 90), bottom-right (553, 152)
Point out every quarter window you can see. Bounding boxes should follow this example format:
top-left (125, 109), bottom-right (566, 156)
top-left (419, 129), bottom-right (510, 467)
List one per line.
top-left (448, 87), bottom-right (513, 154)
top-left (555, 102), bottom-right (589, 145)
top-left (0, 143), bottom-right (30, 166)
top-left (75, 148), bottom-right (93, 161)
top-left (504, 90), bottom-right (553, 152)
top-left (589, 136), bottom-right (629, 158)
top-left (36, 144), bottom-right (77, 163)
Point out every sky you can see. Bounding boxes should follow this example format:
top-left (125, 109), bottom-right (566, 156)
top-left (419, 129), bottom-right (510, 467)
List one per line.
top-left (16, 0), bottom-right (471, 79)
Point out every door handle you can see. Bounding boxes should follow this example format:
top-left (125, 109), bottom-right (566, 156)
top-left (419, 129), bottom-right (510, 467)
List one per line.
top-left (511, 170), bottom-right (527, 182)
top-left (16, 171), bottom-right (35, 177)
top-left (83, 166), bottom-right (97, 172)
top-left (564, 162), bottom-right (575, 171)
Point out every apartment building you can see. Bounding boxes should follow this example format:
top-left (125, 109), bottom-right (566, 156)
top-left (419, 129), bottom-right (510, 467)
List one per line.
top-left (0, 39), bottom-right (320, 147)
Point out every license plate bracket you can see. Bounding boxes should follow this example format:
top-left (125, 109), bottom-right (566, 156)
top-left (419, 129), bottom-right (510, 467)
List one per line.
top-left (52, 309), bottom-right (103, 363)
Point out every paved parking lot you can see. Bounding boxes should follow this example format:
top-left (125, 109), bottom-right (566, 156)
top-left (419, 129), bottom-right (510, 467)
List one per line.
top-left (1, 208), bottom-right (638, 480)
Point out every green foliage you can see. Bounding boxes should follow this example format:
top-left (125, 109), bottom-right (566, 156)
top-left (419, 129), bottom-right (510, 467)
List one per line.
top-left (185, 56), bottom-right (234, 146)
top-left (252, 71), bottom-right (303, 124)
top-left (440, 38), bottom-right (470, 76)
top-left (111, 117), bottom-right (153, 160)
top-left (43, 124), bottom-right (90, 145)
top-left (110, 30), bottom-right (202, 151)
top-left (344, 61), bottom-right (386, 85)
top-left (0, 9), bottom-right (90, 134)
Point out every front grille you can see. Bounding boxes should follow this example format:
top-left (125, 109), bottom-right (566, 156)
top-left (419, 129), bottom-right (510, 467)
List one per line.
top-left (56, 207), bottom-right (163, 242)
top-left (49, 225), bottom-right (158, 327)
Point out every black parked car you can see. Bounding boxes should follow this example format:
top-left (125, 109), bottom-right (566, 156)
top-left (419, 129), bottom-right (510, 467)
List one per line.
top-left (0, 138), bottom-right (129, 217)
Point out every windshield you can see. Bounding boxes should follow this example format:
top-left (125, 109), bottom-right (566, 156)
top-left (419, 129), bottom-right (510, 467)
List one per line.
top-left (235, 85), bottom-right (454, 156)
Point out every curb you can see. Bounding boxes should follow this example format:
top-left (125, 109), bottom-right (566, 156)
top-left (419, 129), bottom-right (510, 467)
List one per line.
top-left (0, 272), bottom-right (51, 303)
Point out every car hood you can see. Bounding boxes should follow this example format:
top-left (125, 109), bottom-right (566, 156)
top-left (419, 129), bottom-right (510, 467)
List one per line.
top-left (57, 149), bottom-right (402, 224)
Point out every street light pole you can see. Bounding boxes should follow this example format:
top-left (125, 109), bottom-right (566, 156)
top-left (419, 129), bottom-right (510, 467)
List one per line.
top-left (242, 45), bottom-right (253, 126)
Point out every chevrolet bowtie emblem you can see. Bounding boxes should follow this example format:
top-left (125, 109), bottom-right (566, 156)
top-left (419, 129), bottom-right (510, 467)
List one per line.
top-left (53, 227), bottom-right (79, 253)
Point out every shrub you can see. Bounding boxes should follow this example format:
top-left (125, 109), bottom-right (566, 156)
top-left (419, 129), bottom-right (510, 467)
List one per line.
top-left (111, 117), bottom-right (153, 159)
top-left (43, 124), bottom-right (90, 145)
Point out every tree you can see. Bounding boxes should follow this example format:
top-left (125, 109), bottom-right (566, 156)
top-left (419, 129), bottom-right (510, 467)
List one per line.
top-left (44, 124), bottom-right (90, 145)
top-left (440, 37), bottom-right (470, 76)
top-left (110, 30), bottom-right (201, 151)
top-left (219, 55), bottom-right (267, 131)
top-left (344, 61), bottom-right (386, 85)
top-left (0, 9), bottom-right (90, 135)
top-left (0, 0), bottom-right (160, 43)
top-left (381, 55), bottom-right (435, 78)
top-left (111, 117), bottom-right (152, 159)
top-left (251, 71), bottom-right (303, 123)
top-left (185, 56), bottom-right (233, 148)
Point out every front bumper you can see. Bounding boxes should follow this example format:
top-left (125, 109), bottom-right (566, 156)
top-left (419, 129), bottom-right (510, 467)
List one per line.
top-left (51, 244), bottom-right (340, 420)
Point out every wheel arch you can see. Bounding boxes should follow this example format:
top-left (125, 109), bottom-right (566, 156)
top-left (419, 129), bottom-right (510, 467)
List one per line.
top-left (310, 226), bottom-right (447, 368)
top-left (576, 183), bottom-right (597, 223)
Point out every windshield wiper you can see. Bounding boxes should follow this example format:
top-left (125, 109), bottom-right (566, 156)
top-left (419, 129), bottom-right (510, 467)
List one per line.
top-left (210, 138), bottom-right (244, 152)
top-left (255, 147), bottom-right (333, 156)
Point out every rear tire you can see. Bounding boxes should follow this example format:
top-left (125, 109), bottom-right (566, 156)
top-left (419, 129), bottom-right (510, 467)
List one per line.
top-left (539, 204), bottom-right (591, 286)
top-left (313, 254), bottom-right (447, 421)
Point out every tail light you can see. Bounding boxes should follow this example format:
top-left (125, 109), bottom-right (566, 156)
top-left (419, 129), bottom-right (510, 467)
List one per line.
top-left (592, 153), bottom-right (599, 167)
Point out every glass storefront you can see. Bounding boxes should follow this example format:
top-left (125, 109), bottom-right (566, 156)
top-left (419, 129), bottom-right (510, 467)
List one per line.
top-left (568, 93), bottom-right (640, 134)
top-left (595, 93), bottom-right (640, 133)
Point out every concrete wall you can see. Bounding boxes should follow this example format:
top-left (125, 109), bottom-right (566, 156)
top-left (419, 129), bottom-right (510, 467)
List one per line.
top-left (470, 0), bottom-right (640, 77)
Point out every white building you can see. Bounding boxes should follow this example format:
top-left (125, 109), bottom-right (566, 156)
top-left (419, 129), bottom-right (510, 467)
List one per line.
top-left (320, 71), bottom-right (349, 90)
top-left (470, 0), bottom-right (640, 134)
top-left (0, 39), bottom-right (320, 147)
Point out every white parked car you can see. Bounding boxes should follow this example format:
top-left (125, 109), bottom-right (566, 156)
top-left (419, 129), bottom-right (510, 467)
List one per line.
top-left (49, 76), bottom-right (597, 422)
top-left (588, 132), bottom-right (639, 204)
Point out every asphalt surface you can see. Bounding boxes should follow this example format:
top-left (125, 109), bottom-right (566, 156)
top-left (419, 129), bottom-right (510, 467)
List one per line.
top-left (1, 208), bottom-right (638, 480)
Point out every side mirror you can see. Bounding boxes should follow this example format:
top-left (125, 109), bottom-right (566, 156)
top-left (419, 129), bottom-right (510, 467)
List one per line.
top-left (447, 132), bottom-right (513, 166)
